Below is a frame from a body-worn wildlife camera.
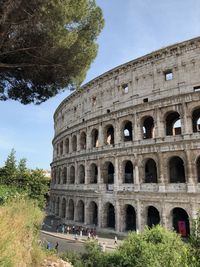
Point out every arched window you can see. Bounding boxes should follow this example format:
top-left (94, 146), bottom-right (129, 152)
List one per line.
top-left (192, 108), bottom-right (200, 132)
top-left (88, 201), bottom-right (98, 226)
top-left (196, 156), bottom-right (200, 183)
top-left (169, 156), bottom-right (185, 183)
top-left (91, 129), bottom-right (99, 148)
top-left (147, 206), bottom-right (160, 228)
top-left (105, 125), bottom-right (114, 145)
top-left (166, 112), bottom-right (181, 136)
top-left (69, 166), bottom-right (75, 184)
top-left (65, 138), bottom-right (69, 153)
top-left (142, 116), bottom-right (155, 139)
top-left (78, 165), bottom-right (85, 184)
top-left (103, 203), bottom-right (115, 229)
top-left (172, 208), bottom-right (190, 236)
top-left (57, 168), bottom-right (61, 184)
top-left (76, 200), bottom-right (84, 223)
top-left (80, 132), bottom-right (86, 150)
top-left (62, 167), bottom-right (67, 184)
top-left (56, 197), bottom-right (60, 216)
top-left (89, 163), bottom-right (98, 183)
top-left (125, 205), bottom-right (136, 231)
top-left (60, 141), bottom-right (63, 155)
top-left (103, 162), bottom-right (114, 184)
top-left (68, 199), bottom-right (74, 220)
top-left (61, 198), bottom-right (66, 218)
top-left (123, 121), bottom-right (133, 142)
top-left (71, 135), bottom-right (77, 151)
top-left (145, 159), bottom-right (158, 183)
top-left (124, 161), bottom-right (133, 183)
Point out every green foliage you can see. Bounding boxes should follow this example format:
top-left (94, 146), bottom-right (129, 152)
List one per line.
top-left (0, 150), bottom-right (49, 208)
top-left (61, 251), bottom-right (83, 267)
top-left (0, 0), bottom-right (104, 104)
top-left (189, 210), bottom-right (200, 264)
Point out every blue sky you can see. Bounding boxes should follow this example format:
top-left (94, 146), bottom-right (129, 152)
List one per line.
top-left (0, 0), bottom-right (200, 170)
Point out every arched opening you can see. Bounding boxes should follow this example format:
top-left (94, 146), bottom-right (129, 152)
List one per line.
top-left (104, 203), bottom-right (115, 229)
top-left (78, 165), bottom-right (85, 184)
top-left (142, 116), bottom-right (155, 139)
top-left (51, 168), bottom-right (56, 184)
top-left (105, 125), bottom-right (114, 145)
top-left (123, 121), bottom-right (133, 142)
top-left (147, 206), bottom-right (160, 228)
top-left (125, 205), bottom-right (136, 231)
top-left (145, 159), bottom-right (158, 183)
top-left (60, 141), bottom-right (63, 155)
top-left (172, 208), bottom-right (190, 236)
top-left (88, 201), bottom-right (98, 226)
top-left (62, 167), bottom-right (67, 184)
top-left (89, 163), bottom-right (98, 183)
top-left (192, 108), bottom-right (200, 132)
top-left (166, 112), bottom-right (181, 136)
top-left (52, 198), bottom-right (56, 214)
top-left (65, 138), bottom-right (69, 153)
top-left (169, 156), bottom-right (185, 183)
top-left (196, 156), bottom-right (200, 183)
top-left (91, 129), bottom-right (99, 148)
top-left (69, 166), bottom-right (75, 184)
top-left (80, 132), bottom-right (86, 150)
top-left (76, 200), bottom-right (84, 223)
top-left (57, 168), bottom-right (61, 184)
top-left (68, 199), bottom-right (74, 220)
top-left (61, 198), bottom-right (66, 218)
top-left (56, 197), bottom-right (60, 216)
top-left (71, 135), bottom-right (77, 152)
top-left (124, 161), bottom-right (134, 183)
top-left (103, 162), bottom-right (114, 184)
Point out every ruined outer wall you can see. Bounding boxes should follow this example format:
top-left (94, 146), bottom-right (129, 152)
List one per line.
top-left (50, 37), bottom-right (200, 233)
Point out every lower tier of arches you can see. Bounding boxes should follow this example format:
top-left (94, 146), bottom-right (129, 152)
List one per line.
top-left (49, 192), bottom-right (199, 237)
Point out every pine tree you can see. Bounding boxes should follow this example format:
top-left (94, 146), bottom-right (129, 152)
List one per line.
top-left (2, 149), bottom-right (17, 185)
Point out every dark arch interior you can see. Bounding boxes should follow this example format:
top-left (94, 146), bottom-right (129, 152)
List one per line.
top-left (145, 159), bottom-right (157, 183)
top-left (172, 208), bottom-right (190, 236)
top-left (143, 117), bottom-right (154, 139)
top-left (166, 112), bottom-right (181, 136)
top-left (197, 157), bottom-right (200, 183)
top-left (147, 206), bottom-right (160, 228)
top-left (108, 162), bottom-right (114, 184)
top-left (124, 121), bottom-right (133, 142)
top-left (106, 126), bottom-right (114, 145)
top-left (107, 204), bottom-right (115, 228)
top-left (192, 108), bottom-right (200, 132)
top-left (126, 205), bottom-right (136, 231)
top-left (68, 200), bottom-right (74, 220)
top-left (92, 129), bottom-right (99, 148)
top-left (169, 157), bottom-right (185, 183)
top-left (124, 161), bottom-right (133, 183)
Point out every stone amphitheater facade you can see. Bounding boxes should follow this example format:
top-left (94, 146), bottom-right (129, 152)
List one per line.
top-left (50, 37), bottom-right (200, 236)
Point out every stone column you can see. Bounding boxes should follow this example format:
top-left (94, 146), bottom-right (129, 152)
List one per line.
top-left (115, 119), bottom-right (121, 144)
top-left (98, 199), bottom-right (102, 228)
top-left (133, 112), bottom-right (142, 141)
top-left (85, 159), bottom-right (89, 184)
top-left (97, 159), bottom-right (101, 184)
top-left (98, 123), bottom-right (103, 147)
top-left (134, 164), bottom-right (140, 191)
top-left (86, 127), bottom-right (91, 150)
top-left (185, 150), bottom-right (196, 192)
top-left (114, 156), bottom-right (119, 190)
top-left (155, 108), bottom-right (165, 138)
top-left (158, 153), bottom-right (166, 192)
top-left (115, 201), bottom-right (120, 232)
top-left (136, 199), bottom-right (142, 232)
top-left (76, 132), bottom-right (80, 152)
top-left (74, 161), bottom-right (78, 184)
top-left (182, 102), bottom-right (192, 134)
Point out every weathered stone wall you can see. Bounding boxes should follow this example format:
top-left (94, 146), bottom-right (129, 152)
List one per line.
top-left (50, 37), bottom-right (200, 235)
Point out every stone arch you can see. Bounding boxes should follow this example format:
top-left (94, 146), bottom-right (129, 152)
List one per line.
top-left (87, 201), bottom-right (98, 226)
top-left (55, 197), bottom-right (60, 216)
top-left (196, 156), bottom-right (200, 183)
top-left (60, 140), bottom-right (63, 155)
top-left (168, 156), bottom-right (185, 183)
top-left (142, 116), bottom-right (155, 139)
top-left (69, 165), bottom-right (75, 184)
top-left (80, 131), bottom-right (87, 150)
top-left (51, 196), bottom-right (56, 214)
top-left (123, 160), bottom-right (134, 183)
top-left (192, 107), bottom-right (200, 132)
top-left (89, 163), bottom-right (98, 183)
top-left (62, 167), bottom-right (67, 184)
top-left (71, 135), bottom-right (77, 152)
top-left (144, 158), bottom-right (158, 183)
top-left (61, 198), bottom-right (67, 218)
top-left (165, 111), bottom-right (181, 136)
top-left (147, 206), bottom-right (160, 228)
top-left (68, 199), bottom-right (74, 220)
top-left (122, 120), bottom-right (133, 142)
top-left (91, 128), bottom-right (99, 148)
top-left (124, 204), bottom-right (136, 231)
top-left (78, 164), bottom-right (85, 184)
top-left (51, 168), bottom-right (56, 184)
top-left (76, 200), bottom-right (85, 223)
top-left (171, 207), bottom-right (190, 236)
top-left (102, 202), bottom-right (115, 229)
top-left (65, 138), bottom-right (69, 153)
top-left (57, 168), bottom-right (61, 184)
top-left (102, 161), bottom-right (114, 184)
top-left (104, 124), bottom-right (114, 145)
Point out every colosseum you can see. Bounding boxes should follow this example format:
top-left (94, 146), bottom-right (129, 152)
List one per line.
top-left (50, 36), bottom-right (200, 236)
